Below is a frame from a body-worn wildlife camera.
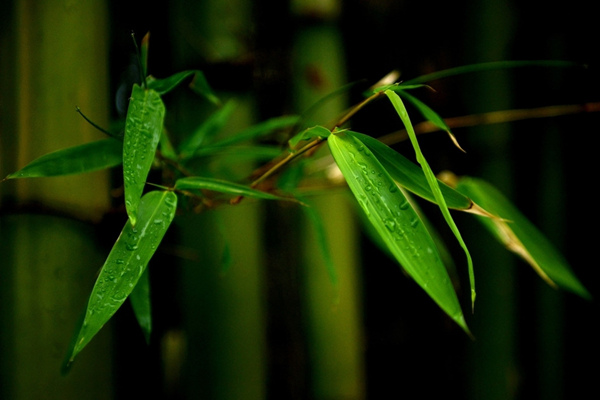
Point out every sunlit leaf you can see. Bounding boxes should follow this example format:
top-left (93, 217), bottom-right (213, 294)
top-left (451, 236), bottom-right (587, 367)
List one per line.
top-left (347, 131), bottom-right (472, 210)
top-left (4, 139), bottom-right (122, 180)
top-left (175, 176), bottom-right (299, 203)
top-left (64, 190), bottom-right (177, 368)
top-left (178, 100), bottom-right (236, 159)
top-left (328, 131), bottom-right (469, 333)
top-left (394, 90), bottom-right (464, 152)
top-left (123, 84), bottom-right (165, 226)
top-left (288, 125), bottom-right (331, 149)
top-left (456, 176), bottom-right (591, 299)
top-left (130, 268), bottom-right (152, 344)
top-left (385, 90), bottom-right (476, 309)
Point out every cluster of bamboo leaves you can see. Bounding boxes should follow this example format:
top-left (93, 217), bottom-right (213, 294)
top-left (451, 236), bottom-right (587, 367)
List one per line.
top-left (2, 35), bottom-right (590, 369)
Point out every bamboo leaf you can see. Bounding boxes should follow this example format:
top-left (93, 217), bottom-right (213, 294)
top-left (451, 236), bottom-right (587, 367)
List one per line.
top-left (192, 145), bottom-right (282, 161)
top-left (123, 84), bottom-right (165, 226)
top-left (64, 190), bottom-right (177, 368)
top-left (385, 90), bottom-right (476, 309)
top-left (4, 139), bottom-right (122, 180)
top-left (403, 60), bottom-right (579, 85)
top-left (328, 131), bottom-right (469, 333)
top-left (300, 197), bottom-right (339, 288)
top-left (130, 268), bottom-right (152, 344)
top-left (175, 176), bottom-right (299, 203)
top-left (288, 125), bottom-right (331, 149)
top-left (456, 176), bottom-right (591, 299)
top-left (395, 90), bottom-right (464, 152)
top-left (347, 131), bottom-right (472, 210)
top-left (147, 70), bottom-right (219, 106)
top-left (208, 115), bottom-right (300, 149)
top-left (178, 100), bottom-right (236, 159)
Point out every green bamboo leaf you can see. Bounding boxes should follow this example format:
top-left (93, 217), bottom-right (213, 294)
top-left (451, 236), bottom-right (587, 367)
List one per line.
top-left (192, 145), bottom-right (282, 161)
top-left (456, 176), bottom-right (591, 299)
top-left (178, 100), bottom-right (236, 159)
top-left (4, 139), bottom-right (122, 180)
top-left (147, 70), bottom-right (219, 106)
top-left (207, 115), bottom-right (300, 149)
top-left (328, 131), bottom-right (469, 333)
top-left (300, 197), bottom-right (339, 288)
top-left (130, 268), bottom-right (152, 344)
top-left (394, 90), bottom-right (464, 151)
top-left (159, 129), bottom-right (177, 160)
top-left (347, 131), bottom-right (472, 210)
top-left (175, 176), bottom-right (299, 203)
top-left (64, 190), bottom-right (177, 368)
top-left (288, 125), bottom-right (331, 149)
top-left (123, 84), bottom-right (165, 226)
top-left (403, 60), bottom-right (579, 85)
top-left (385, 90), bottom-right (476, 309)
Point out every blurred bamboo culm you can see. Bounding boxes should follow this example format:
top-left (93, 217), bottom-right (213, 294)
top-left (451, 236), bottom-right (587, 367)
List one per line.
top-left (0, 1), bottom-right (114, 399)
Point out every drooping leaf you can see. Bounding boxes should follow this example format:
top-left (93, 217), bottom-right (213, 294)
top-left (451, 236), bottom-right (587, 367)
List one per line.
top-left (123, 84), bottom-right (165, 226)
top-left (64, 190), bottom-right (177, 368)
top-left (394, 89), bottom-right (464, 152)
top-left (456, 176), bottom-right (591, 299)
top-left (327, 131), bottom-right (469, 333)
top-left (147, 70), bottom-right (219, 106)
top-left (347, 131), bottom-right (472, 210)
top-left (159, 129), bottom-right (177, 160)
top-left (178, 100), bottom-right (236, 159)
top-left (175, 176), bottom-right (299, 203)
top-left (300, 197), bottom-right (339, 288)
top-left (385, 90), bottom-right (476, 309)
top-left (4, 139), bottom-right (122, 180)
top-left (130, 268), bottom-right (152, 344)
top-left (403, 60), bottom-right (579, 85)
top-left (288, 125), bottom-right (332, 149)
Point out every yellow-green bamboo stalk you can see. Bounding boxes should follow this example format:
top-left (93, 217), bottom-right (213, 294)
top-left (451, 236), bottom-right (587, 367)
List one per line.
top-left (0, 0), bottom-right (113, 399)
top-left (292, 2), bottom-right (366, 398)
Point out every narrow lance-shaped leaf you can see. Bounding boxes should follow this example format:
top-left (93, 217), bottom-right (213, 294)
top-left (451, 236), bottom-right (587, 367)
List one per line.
top-left (456, 176), bottom-right (591, 300)
top-left (328, 131), bottom-right (469, 333)
top-left (347, 131), bottom-right (472, 210)
top-left (402, 60), bottom-right (579, 85)
top-left (4, 139), bottom-right (122, 180)
top-left (385, 90), bottom-right (476, 309)
top-left (178, 100), bottom-right (236, 159)
top-left (130, 268), bottom-right (152, 344)
top-left (300, 197), bottom-right (339, 289)
top-left (124, 84), bottom-right (165, 226)
top-left (175, 176), bottom-right (300, 203)
top-left (64, 190), bottom-right (177, 368)
top-left (395, 89), bottom-right (464, 152)
top-left (146, 69), bottom-right (218, 103)
top-left (288, 125), bottom-right (332, 149)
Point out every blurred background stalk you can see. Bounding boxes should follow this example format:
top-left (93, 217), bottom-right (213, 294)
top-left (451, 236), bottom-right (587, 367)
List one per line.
top-left (168, 1), bottom-right (267, 399)
top-left (0, 0), bottom-right (114, 399)
top-left (291, 1), bottom-right (366, 398)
